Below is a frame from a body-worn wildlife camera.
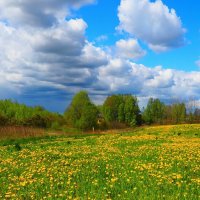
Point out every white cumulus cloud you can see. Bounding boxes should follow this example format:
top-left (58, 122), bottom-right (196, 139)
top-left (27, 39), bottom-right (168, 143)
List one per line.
top-left (118, 0), bottom-right (186, 52)
top-left (98, 59), bottom-right (200, 103)
top-left (116, 38), bottom-right (146, 59)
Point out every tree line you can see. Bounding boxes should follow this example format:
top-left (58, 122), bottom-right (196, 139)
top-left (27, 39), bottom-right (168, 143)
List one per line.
top-left (64, 91), bottom-right (200, 130)
top-left (1, 91), bottom-right (200, 130)
top-left (0, 99), bottom-right (64, 128)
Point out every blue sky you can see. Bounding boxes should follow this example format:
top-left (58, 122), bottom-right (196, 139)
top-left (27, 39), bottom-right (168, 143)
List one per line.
top-left (77, 0), bottom-right (200, 71)
top-left (0, 0), bottom-right (200, 112)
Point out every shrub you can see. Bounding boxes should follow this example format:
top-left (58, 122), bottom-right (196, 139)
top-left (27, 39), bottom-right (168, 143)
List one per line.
top-left (0, 114), bottom-right (8, 126)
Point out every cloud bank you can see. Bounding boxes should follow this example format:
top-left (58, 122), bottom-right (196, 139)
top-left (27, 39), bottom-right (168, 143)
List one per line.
top-left (0, 0), bottom-right (199, 112)
top-left (0, 0), bottom-right (95, 27)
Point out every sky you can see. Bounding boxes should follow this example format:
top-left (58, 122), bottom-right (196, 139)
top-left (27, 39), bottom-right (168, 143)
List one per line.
top-left (0, 0), bottom-right (200, 112)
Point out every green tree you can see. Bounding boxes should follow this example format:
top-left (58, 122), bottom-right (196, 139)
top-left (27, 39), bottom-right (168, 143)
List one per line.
top-left (102, 94), bottom-right (141, 127)
top-left (76, 104), bottom-right (98, 130)
top-left (143, 98), bottom-right (165, 124)
top-left (124, 95), bottom-right (141, 126)
top-left (171, 103), bottom-right (186, 124)
top-left (194, 108), bottom-right (200, 122)
top-left (64, 91), bottom-right (98, 130)
top-left (118, 103), bottom-right (125, 122)
top-left (102, 95), bottom-right (123, 122)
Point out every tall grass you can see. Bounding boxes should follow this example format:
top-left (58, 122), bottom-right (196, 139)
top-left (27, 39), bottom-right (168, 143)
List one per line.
top-left (0, 126), bottom-right (46, 139)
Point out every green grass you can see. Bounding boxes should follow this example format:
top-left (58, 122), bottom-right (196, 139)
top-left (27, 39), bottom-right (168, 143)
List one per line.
top-left (0, 124), bottom-right (199, 199)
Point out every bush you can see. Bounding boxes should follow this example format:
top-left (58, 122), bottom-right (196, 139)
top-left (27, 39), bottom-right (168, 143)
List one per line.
top-left (97, 120), bottom-right (108, 130)
top-left (130, 117), bottom-right (137, 127)
top-left (23, 114), bottom-right (49, 128)
top-left (51, 121), bottom-right (61, 130)
top-left (107, 121), bottom-right (128, 129)
top-left (0, 114), bottom-right (8, 126)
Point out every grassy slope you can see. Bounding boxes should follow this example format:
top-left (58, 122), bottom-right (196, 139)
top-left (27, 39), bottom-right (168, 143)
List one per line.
top-left (0, 124), bottom-right (199, 199)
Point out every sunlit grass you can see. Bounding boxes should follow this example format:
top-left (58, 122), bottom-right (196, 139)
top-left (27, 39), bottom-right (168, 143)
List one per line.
top-left (0, 124), bottom-right (199, 199)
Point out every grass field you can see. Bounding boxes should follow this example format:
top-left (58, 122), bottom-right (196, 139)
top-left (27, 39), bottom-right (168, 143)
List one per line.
top-left (0, 124), bottom-right (199, 199)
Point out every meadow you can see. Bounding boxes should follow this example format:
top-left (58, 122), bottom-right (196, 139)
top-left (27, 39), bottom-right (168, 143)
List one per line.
top-left (0, 124), bottom-right (199, 199)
